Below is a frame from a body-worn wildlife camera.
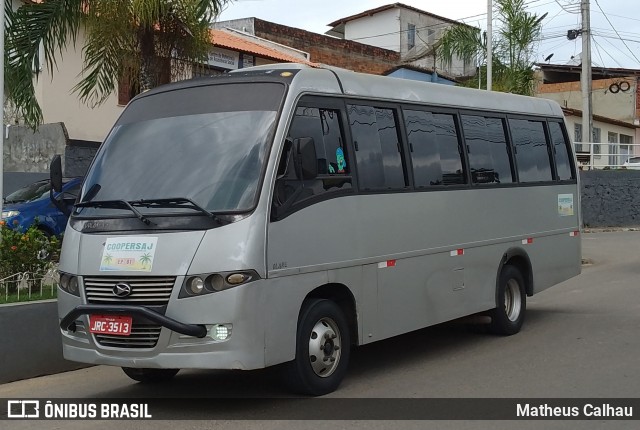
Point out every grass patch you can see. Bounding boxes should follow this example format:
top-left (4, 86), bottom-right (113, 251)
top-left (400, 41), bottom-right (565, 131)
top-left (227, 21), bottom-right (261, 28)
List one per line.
top-left (0, 287), bottom-right (57, 304)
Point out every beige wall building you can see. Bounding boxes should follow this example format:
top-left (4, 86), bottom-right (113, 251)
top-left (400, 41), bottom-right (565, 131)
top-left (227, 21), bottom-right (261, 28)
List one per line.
top-left (536, 64), bottom-right (640, 167)
top-left (33, 28), bottom-right (311, 145)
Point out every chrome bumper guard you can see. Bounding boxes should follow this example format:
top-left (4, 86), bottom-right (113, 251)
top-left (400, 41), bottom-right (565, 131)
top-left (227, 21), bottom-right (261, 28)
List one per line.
top-left (60, 304), bottom-right (208, 338)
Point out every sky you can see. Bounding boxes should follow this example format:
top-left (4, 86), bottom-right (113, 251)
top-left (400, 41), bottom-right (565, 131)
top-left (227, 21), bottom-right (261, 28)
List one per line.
top-left (216, 0), bottom-right (640, 70)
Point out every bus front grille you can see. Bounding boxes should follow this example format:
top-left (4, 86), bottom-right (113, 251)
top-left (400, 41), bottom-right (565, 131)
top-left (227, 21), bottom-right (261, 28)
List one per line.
top-left (83, 276), bottom-right (176, 306)
top-left (94, 323), bottom-right (162, 348)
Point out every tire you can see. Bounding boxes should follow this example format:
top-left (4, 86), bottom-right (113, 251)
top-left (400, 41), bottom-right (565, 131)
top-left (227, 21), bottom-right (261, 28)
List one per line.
top-left (121, 367), bottom-right (179, 383)
top-left (36, 226), bottom-right (52, 238)
top-left (282, 299), bottom-right (351, 396)
top-left (489, 265), bottom-right (526, 336)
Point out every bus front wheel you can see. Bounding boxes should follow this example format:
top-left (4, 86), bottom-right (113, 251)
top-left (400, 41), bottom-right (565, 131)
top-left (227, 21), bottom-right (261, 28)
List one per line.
top-left (121, 367), bottom-right (179, 383)
top-left (490, 265), bottom-right (526, 335)
top-left (283, 299), bottom-right (351, 396)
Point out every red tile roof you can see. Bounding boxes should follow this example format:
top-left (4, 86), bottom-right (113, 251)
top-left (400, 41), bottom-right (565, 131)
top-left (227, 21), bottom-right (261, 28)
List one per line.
top-left (209, 29), bottom-right (315, 66)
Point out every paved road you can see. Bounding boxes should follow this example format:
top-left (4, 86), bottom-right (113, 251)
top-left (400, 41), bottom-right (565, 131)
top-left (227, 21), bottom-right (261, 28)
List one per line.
top-left (1, 232), bottom-right (638, 429)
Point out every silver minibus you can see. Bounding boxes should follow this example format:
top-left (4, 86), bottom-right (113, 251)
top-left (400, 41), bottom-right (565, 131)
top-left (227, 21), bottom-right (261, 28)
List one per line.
top-left (53, 64), bottom-right (581, 395)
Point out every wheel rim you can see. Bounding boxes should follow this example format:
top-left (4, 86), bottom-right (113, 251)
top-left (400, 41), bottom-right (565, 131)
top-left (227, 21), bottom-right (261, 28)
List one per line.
top-left (308, 317), bottom-right (342, 377)
top-left (504, 278), bottom-right (522, 322)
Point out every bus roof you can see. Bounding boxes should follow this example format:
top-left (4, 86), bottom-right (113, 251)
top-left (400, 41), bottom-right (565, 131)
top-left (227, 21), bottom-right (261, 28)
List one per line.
top-left (138, 63), bottom-right (563, 119)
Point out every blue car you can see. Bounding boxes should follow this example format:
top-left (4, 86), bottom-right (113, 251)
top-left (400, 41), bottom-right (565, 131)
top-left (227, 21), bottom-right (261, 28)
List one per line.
top-left (1, 177), bottom-right (82, 236)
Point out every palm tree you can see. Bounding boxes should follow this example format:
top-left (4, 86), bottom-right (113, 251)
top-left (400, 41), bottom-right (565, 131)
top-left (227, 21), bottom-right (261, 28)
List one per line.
top-left (102, 253), bottom-right (113, 265)
top-left (139, 253), bottom-right (152, 268)
top-left (5, 0), bottom-right (228, 127)
top-left (437, 0), bottom-right (546, 96)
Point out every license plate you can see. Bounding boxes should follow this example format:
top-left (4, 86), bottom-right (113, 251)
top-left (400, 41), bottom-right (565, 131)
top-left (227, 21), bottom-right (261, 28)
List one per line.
top-left (88, 315), bottom-right (133, 336)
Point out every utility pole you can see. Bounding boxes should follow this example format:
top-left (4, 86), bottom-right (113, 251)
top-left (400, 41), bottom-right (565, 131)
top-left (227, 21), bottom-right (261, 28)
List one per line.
top-left (581, 0), bottom-right (593, 168)
top-left (487, 0), bottom-right (493, 91)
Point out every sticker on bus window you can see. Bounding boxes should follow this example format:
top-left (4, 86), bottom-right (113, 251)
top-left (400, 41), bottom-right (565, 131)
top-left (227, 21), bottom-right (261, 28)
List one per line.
top-left (336, 147), bottom-right (346, 173)
top-left (100, 237), bottom-right (158, 272)
top-left (558, 194), bottom-right (574, 216)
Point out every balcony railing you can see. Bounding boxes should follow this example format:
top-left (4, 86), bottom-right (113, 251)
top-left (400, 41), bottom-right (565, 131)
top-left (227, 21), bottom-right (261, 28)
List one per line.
top-left (573, 141), bottom-right (640, 170)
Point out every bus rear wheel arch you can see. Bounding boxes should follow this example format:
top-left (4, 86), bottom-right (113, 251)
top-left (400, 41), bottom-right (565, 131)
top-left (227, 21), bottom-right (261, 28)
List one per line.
top-left (489, 264), bottom-right (526, 336)
top-left (282, 298), bottom-right (351, 396)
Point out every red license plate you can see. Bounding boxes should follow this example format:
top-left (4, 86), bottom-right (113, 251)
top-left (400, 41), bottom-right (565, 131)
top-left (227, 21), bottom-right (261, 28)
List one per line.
top-left (88, 315), bottom-right (133, 336)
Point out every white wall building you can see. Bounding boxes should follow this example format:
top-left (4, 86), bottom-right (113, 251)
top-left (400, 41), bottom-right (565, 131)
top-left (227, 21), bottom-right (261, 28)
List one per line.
top-left (563, 108), bottom-right (639, 169)
top-left (325, 2), bottom-right (476, 78)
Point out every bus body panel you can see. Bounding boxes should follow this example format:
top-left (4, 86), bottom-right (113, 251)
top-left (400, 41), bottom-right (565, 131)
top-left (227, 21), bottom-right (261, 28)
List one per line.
top-left (267, 184), bottom-right (580, 343)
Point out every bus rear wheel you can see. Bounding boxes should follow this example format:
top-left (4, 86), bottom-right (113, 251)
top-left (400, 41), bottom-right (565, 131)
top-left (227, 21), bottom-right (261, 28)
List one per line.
top-left (282, 299), bottom-right (351, 396)
top-left (121, 367), bottom-right (179, 383)
top-left (489, 265), bottom-right (526, 335)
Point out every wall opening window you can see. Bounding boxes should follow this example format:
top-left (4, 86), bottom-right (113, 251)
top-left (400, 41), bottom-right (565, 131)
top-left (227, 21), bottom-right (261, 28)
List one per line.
top-left (620, 134), bottom-right (633, 166)
top-left (574, 123), bottom-right (584, 152)
top-left (592, 127), bottom-right (601, 158)
top-left (408, 24), bottom-right (416, 50)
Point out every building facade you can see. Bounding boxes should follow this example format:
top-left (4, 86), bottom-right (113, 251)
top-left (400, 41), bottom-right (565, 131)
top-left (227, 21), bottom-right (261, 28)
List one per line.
top-left (325, 2), bottom-right (477, 79)
top-left (536, 63), bottom-right (640, 166)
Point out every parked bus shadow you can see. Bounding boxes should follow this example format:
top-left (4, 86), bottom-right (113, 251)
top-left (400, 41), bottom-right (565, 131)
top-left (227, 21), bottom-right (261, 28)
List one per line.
top-left (93, 307), bottom-right (562, 401)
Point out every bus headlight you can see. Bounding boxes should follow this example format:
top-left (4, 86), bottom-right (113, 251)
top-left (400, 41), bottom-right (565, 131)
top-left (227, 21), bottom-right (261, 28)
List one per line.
top-left (59, 272), bottom-right (80, 297)
top-left (188, 277), bottom-right (205, 295)
top-left (179, 270), bottom-right (260, 298)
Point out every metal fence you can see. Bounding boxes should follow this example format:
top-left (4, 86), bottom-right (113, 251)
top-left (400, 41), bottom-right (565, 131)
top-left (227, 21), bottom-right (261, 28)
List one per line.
top-left (1, 267), bottom-right (59, 303)
top-left (574, 141), bottom-right (640, 170)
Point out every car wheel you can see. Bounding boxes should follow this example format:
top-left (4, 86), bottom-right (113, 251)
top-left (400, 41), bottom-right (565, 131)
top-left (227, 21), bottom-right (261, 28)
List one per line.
top-left (121, 367), bottom-right (179, 383)
top-left (282, 299), bottom-right (351, 396)
top-left (489, 265), bottom-right (526, 336)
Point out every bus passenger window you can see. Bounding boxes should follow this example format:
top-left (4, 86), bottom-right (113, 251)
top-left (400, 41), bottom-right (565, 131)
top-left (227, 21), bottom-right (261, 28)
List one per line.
top-left (509, 119), bottom-right (553, 182)
top-left (461, 115), bottom-right (514, 184)
top-left (348, 105), bottom-right (406, 190)
top-left (404, 110), bottom-right (466, 186)
top-left (548, 122), bottom-right (575, 180)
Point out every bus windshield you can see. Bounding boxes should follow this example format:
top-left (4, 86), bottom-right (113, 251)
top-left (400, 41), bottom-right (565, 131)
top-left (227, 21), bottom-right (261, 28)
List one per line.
top-left (76, 82), bottom-right (284, 218)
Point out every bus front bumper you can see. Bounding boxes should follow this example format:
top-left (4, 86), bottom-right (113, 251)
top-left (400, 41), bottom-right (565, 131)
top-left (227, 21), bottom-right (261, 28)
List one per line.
top-left (60, 304), bottom-right (208, 338)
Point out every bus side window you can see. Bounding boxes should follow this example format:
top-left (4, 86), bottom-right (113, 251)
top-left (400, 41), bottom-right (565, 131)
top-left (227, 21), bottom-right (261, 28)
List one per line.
top-left (509, 119), bottom-right (553, 182)
top-left (548, 121), bottom-right (575, 180)
top-left (273, 106), bottom-right (352, 217)
top-left (461, 115), bottom-right (514, 185)
top-left (404, 109), bottom-right (466, 186)
top-left (347, 104), bottom-right (406, 190)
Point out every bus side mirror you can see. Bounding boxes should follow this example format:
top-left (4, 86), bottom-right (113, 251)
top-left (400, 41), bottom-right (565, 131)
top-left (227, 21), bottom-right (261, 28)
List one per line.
top-left (294, 137), bottom-right (317, 180)
top-left (50, 155), bottom-right (63, 193)
top-left (49, 155), bottom-right (70, 216)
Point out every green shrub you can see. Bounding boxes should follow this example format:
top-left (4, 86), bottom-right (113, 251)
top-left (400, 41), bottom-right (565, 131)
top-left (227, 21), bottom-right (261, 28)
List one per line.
top-left (0, 221), bottom-right (61, 293)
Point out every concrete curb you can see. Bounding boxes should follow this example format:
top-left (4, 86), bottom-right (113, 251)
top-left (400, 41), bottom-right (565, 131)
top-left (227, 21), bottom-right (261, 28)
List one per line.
top-left (0, 300), bottom-right (89, 384)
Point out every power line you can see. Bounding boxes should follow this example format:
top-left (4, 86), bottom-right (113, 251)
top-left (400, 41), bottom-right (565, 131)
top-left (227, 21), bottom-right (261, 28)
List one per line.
top-left (592, 37), bottom-right (625, 68)
top-left (593, 0), bottom-right (640, 66)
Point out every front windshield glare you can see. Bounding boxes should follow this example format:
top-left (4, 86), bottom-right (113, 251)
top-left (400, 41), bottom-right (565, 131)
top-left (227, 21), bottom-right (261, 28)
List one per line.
top-left (5, 182), bottom-right (50, 203)
top-left (78, 83), bottom-right (284, 216)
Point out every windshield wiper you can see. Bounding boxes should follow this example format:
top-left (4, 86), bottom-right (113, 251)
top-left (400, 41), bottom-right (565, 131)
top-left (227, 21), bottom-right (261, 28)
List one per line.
top-left (130, 197), bottom-right (230, 225)
top-left (74, 199), bottom-right (152, 225)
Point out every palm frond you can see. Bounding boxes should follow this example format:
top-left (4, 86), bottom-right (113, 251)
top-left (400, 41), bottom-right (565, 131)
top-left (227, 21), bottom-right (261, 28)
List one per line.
top-left (436, 25), bottom-right (483, 69)
top-left (5, 0), bottom-right (84, 126)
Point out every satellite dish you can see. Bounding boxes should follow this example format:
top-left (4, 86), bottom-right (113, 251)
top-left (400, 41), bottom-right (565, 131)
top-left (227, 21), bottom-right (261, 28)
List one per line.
top-left (544, 53), bottom-right (554, 62)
